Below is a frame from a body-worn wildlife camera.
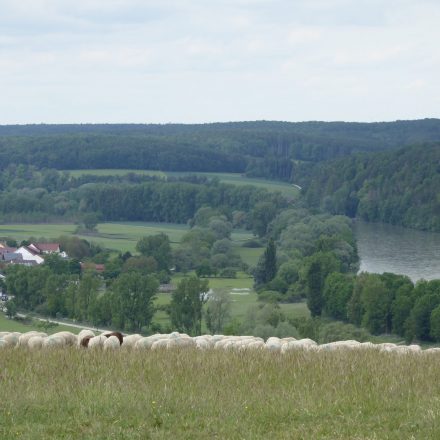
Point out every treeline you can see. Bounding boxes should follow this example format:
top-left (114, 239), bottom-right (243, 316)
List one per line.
top-left (309, 271), bottom-right (440, 343)
top-left (1, 119), bottom-right (440, 181)
top-left (304, 143), bottom-right (440, 231)
top-left (0, 165), bottom-right (286, 226)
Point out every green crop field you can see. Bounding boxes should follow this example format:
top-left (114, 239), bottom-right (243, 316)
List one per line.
top-left (65, 169), bottom-right (300, 197)
top-left (1, 348), bottom-right (440, 439)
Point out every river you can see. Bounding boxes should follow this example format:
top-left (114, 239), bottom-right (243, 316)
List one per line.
top-left (354, 221), bottom-right (440, 282)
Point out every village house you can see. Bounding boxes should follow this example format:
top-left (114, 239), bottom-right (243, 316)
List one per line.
top-left (0, 241), bottom-right (65, 266)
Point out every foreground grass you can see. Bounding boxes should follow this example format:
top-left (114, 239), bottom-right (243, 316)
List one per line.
top-left (1, 348), bottom-right (439, 439)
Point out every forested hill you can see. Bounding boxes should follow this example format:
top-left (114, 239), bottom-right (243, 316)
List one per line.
top-left (304, 143), bottom-right (440, 231)
top-left (0, 119), bottom-right (439, 181)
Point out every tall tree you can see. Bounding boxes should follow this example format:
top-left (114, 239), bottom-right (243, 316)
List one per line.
top-left (136, 233), bottom-right (172, 272)
top-left (305, 252), bottom-right (340, 317)
top-left (110, 272), bottom-right (158, 332)
top-left (254, 239), bottom-right (277, 288)
top-left (205, 290), bottom-right (231, 334)
top-left (169, 276), bottom-right (209, 336)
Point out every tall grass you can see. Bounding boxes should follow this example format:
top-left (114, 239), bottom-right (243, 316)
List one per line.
top-left (1, 348), bottom-right (440, 439)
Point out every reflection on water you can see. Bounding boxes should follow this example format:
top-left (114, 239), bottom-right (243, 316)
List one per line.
top-left (354, 221), bottom-right (440, 282)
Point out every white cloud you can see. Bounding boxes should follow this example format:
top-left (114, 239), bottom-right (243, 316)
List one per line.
top-left (0, 0), bottom-right (439, 123)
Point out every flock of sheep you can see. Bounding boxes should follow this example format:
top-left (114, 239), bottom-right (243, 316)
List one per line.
top-left (1, 329), bottom-right (440, 354)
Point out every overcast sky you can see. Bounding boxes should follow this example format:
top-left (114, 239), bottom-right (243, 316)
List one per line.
top-left (1, 0), bottom-right (439, 124)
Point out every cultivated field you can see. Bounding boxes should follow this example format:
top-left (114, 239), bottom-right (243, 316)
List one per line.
top-left (1, 348), bottom-right (439, 439)
top-left (65, 169), bottom-right (300, 198)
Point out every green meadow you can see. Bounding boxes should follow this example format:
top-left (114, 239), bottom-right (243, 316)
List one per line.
top-left (0, 312), bottom-right (82, 335)
top-left (0, 222), bottom-right (264, 266)
top-left (1, 348), bottom-right (440, 439)
top-left (65, 169), bottom-right (300, 197)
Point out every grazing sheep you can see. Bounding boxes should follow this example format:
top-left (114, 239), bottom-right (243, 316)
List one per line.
top-left (423, 347), bottom-right (440, 355)
top-left (88, 335), bottom-right (107, 349)
top-left (80, 335), bottom-right (93, 348)
top-left (103, 335), bottom-right (121, 351)
top-left (49, 332), bottom-right (77, 346)
top-left (194, 335), bottom-right (214, 349)
top-left (167, 337), bottom-right (196, 349)
top-left (18, 331), bottom-right (47, 347)
top-left (77, 330), bottom-right (95, 347)
top-left (28, 335), bottom-right (45, 350)
top-left (135, 334), bottom-right (170, 350)
top-left (281, 338), bottom-right (317, 353)
top-left (102, 331), bottom-right (124, 345)
top-left (121, 334), bottom-right (142, 349)
top-left (319, 340), bottom-right (361, 352)
top-left (2, 332), bottom-right (21, 347)
top-left (266, 337), bottom-right (282, 352)
top-left (151, 338), bottom-right (170, 350)
top-left (43, 335), bottom-right (66, 348)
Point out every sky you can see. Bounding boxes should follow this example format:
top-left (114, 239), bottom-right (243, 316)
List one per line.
top-left (0, 0), bottom-right (439, 124)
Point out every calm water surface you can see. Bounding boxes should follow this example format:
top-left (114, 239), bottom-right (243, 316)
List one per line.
top-left (354, 221), bottom-right (440, 281)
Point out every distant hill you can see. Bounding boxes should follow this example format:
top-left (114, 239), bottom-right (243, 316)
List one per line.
top-left (0, 119), bottom-right (440, 181)
top-left (303, 143), bottom-right (440, 231)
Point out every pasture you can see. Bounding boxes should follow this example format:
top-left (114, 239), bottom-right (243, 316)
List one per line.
top-left (1, 348), bottom-right (440, 439)
top-left (0, 222), bottom-right (264, 266)
top-left (0, 312), bottom-right (81, 335)
top-left (65, 169), bottom-right (300, 198)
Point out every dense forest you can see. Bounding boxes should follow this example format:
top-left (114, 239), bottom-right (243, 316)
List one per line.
top-left (304, 143), bottom-right (440, 231)
top-left (0, 119), bottom-right (439, 182)
top-left (0, 165), bottom-right (287, 229)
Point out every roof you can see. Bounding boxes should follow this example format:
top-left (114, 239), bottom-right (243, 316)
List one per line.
top-left (18, 246), bottom-right (40, 256)
top-left (0, 246), bottom-right (17, 254)
top-left (32, 243), bottom-right (61, 253)
top-left (80, 263), bottom-right (105, 273)
top-left (3, 253), bottom-right (23, 262)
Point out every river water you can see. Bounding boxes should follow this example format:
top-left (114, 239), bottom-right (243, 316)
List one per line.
top-left (354, 221), bottom-right (440, 282)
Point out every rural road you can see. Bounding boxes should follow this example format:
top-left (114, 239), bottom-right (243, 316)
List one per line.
top-left (16, 313), bottom-right (110, 334)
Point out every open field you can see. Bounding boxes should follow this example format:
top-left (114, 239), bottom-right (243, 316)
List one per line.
top-left (0, 312), bottom-right (82, 335)
top-left (1, 348), bottom-right (440, 439)
top-left (0, 222), bottom-right (264, 265)
top-left (153, 272), bottom-right (309, 330)
top-left (65, 169), bottom-right (300, 197)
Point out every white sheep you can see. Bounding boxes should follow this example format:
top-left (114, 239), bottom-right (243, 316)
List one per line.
top-left (2, 332), bottom-right (21, 347)
top-left (87, 335), bottom-right (107, 349)
top-left (103, 335), bottom-right (121, 351)
top-left (43, 335), bottom-right (66, 348)
top-left (423, 347), bottom-right (440, 354)
top-left (151, 338), bottom-right (170, 350)
top-left (281, 338), bottom-right (317, 353)
top-left (49, 331), bottom-right (77, 346)
top-left (266, 337), bottom-right (282, 352)
top-left (18, 331), bottom-right (47, 347)
top-left (121, 334), bottom-right (142, 349)
top-left (28, 335), bottom-right (45, 350)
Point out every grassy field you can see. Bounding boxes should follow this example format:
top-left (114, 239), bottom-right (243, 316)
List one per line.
top-left (0, 222), bottom-right (263, 266)
top-left (1, 348), bottom-right (440, 439)
top-left (152, 272), bottom-right (309, 330)
top-left (65, 169), bottom-right (300, 198)
top-left (0, 312), bottom-right (82, 335)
